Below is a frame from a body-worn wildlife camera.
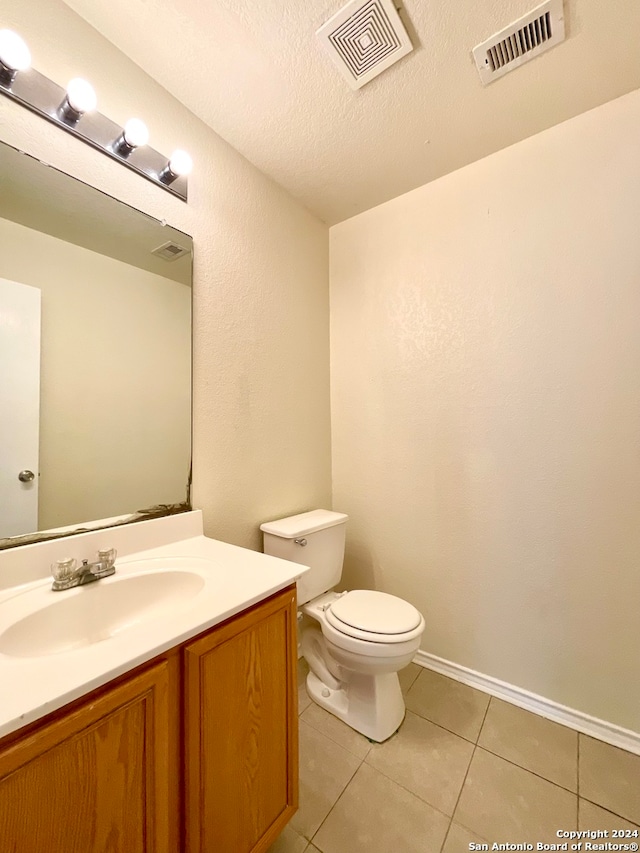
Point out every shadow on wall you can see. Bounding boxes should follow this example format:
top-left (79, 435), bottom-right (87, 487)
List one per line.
top-left (341, 540), bottom-right (377, 591)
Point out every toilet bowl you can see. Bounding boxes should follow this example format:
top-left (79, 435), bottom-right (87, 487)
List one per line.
top-left (261, 510), bottom-right (425, 742)
top-left (301, 590), bottom-right (424, 741)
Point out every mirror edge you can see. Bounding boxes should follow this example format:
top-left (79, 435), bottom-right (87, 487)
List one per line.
top-left (0, 502), bottom-right (192, 551)
top-left (0, 139), bottom-right (193, 551)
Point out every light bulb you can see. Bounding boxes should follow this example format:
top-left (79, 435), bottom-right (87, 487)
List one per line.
top-left (65, 77), bottom-right (97, 114)
top-left (0, 29), bottom-right (31, 85)
top-left (168, 149), bottom-right (192, 177)
top-left (158, 149), bottom-right (193, 186)
top-left (0, 29), bottom-right (31, 72)
top-left (123, 118), bottom-right (149, 148)
top-left (112, 118), bottom-right (149, 158)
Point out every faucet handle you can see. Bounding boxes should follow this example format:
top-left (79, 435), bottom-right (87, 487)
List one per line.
top-left (97, 548), bottom-right (117, 568)
top-left (51, 558), bottom-right (77, 582)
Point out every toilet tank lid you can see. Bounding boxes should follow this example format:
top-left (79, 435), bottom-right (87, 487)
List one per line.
top-left (260, 509), bottom-right (348, 538)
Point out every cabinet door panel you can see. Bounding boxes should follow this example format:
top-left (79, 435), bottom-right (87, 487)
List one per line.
top-left (185, 586), bottom-right (298, 853)
top-left (0, 660), bottom-right (173, 853)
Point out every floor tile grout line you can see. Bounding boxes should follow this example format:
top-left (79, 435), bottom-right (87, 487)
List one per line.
top-left (361, 749), bottom-right (464, 824)
top-left (304, 694), bottom-right (488, 832)
top-left (474, 694), bottom-right (580, 797)
top-left (439, 698), bottom-right (492, 852)
top-left (299, 709), bottom-right (372, 761)
top-left (307, 751), bottom-right (365, 848)
top-left (303, 736), bottom-right (638, 847)
top-left (402, 705), bottom-right (480, 745)
top-left (293, 687), bottom-right (639, 853)
top-left (303, 662), bottom-right (483, 749)
top-left (296, 713), bottom-right (364, 847)
top-left (577, 795), bottom-right (640, 828)
top-left (471, 742), bottom-right (583, 798)
top-left (473, 742), bottom-right (579, 795)
top-left (299, 716), bottom-right (369, 763)
top-left (303, 704), bottom-right (577, 799)
top-left (411, 668), bottom-right (640, 759)
top-left (405, 706), bottom-right (483, 743)
top-left (441, 742), bottom-right (479, 852)
top-left (453, 819), bottom-right (491, 846)
top-left (438, 701), bottom-right (490, 851)
top-left (401, 665), bottom-right (421, 695)
top-left (437, 817), bottom-right (455, 853)
top-left (439, 817), bottom-right (454, 853)
top-left (406, 670), bottom-right (493, 743)
top-left (308, 746), bottom-right (466, 847)
top-left (477, 693), bottom-right (493, 739)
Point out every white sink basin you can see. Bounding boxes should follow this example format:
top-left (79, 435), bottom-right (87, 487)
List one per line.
top-left (0, 559), bottom-right (207, 658)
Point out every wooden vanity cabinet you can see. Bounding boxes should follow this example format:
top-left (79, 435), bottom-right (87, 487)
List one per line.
top-left (184, 584), bottom-right (298, 853)
top-left (0, 584), bottom-right (297, 853)
top-left (0, 658), bottom-right (177, 853)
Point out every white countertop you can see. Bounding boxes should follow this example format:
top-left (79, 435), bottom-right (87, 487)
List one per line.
top-left (0, 512), bottom-right (307, 739)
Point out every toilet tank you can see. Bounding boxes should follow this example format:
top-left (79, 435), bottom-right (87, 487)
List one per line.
top-left (261, 510), bottom-right (348, 606)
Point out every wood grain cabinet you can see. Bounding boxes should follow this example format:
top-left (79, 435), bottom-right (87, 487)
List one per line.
top-left (184, 584), bottom-right (298, 853)
top-left (0, 660), bottom-right (175, 853)
top-left (0, 584), bottom-right (298, 853)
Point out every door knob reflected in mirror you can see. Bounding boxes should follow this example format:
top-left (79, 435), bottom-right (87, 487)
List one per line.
top-left (18, 470), bottom-right (35, 482)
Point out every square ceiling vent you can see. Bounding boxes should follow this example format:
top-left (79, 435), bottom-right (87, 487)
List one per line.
top-left (316, 0), bottom-right (413, 90)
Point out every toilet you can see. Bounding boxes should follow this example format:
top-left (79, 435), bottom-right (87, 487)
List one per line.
top-left (261, 509), bottom-right (425, 742)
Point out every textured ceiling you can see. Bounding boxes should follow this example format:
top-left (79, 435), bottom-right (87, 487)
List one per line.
top-left (62, 0), bottom-right (640, 224)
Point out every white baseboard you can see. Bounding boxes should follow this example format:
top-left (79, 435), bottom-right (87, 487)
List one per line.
top-left (413, 650), bottom-right (640, 756)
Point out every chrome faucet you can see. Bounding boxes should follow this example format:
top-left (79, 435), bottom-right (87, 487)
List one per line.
top-left (51, 548), bottom-right (117, 591)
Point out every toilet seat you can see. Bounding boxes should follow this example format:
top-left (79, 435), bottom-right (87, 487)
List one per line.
top-left (325, 590), bottom-right (425, 644)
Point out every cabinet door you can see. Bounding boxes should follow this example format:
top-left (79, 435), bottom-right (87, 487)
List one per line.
top-left (0, 660), bottom-right (175, 853)
top-left (184, 585), bottom-right (298, 853)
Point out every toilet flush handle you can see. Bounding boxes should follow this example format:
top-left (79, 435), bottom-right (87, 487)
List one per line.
top-left (294, 538), bottom-right (307, 546)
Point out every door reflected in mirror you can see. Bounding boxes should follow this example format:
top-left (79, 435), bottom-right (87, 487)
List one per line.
top-left (0, 140), bottom-right (192, 548)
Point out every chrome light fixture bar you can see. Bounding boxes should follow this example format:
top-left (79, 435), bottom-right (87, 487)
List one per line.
top-left (0, 29), bottom-right (190, 201)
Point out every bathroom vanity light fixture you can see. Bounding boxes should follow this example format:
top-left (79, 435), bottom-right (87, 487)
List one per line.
top-left (57, 77), bottom-right (97, 125)
top-left (112, 118), bottom-right (149, 157)
top-left (0, 28), bottom-right (31, 86)
top-left (159, 149), bottom-right (193, 185)
top-left (0, 29), bottom-right (190, 201)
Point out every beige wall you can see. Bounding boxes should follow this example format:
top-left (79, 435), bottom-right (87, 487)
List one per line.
top-left (330, 89), bottom-right (640, 732)
top-left (1, 0), bottom-right (331, 549)
top-left (0, 216), bottom-right (191, 530)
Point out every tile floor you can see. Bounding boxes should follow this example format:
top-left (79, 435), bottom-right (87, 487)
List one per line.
top-left (269, 661), bottom-right (640, 853)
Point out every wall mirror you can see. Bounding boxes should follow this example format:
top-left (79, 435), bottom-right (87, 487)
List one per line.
top-left (0, 139), bottom-right (192, 549)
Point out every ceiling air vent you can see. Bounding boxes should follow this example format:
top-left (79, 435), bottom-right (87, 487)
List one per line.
top-left (316, 0), bottom-right (413, 90)
top-left (472, 0), bottom-right (565, 86)
top-left (152, 241), bottom-right (189, 261)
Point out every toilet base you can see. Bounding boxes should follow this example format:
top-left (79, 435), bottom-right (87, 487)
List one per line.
top-left (306, 669), bottom-right (405, 743)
